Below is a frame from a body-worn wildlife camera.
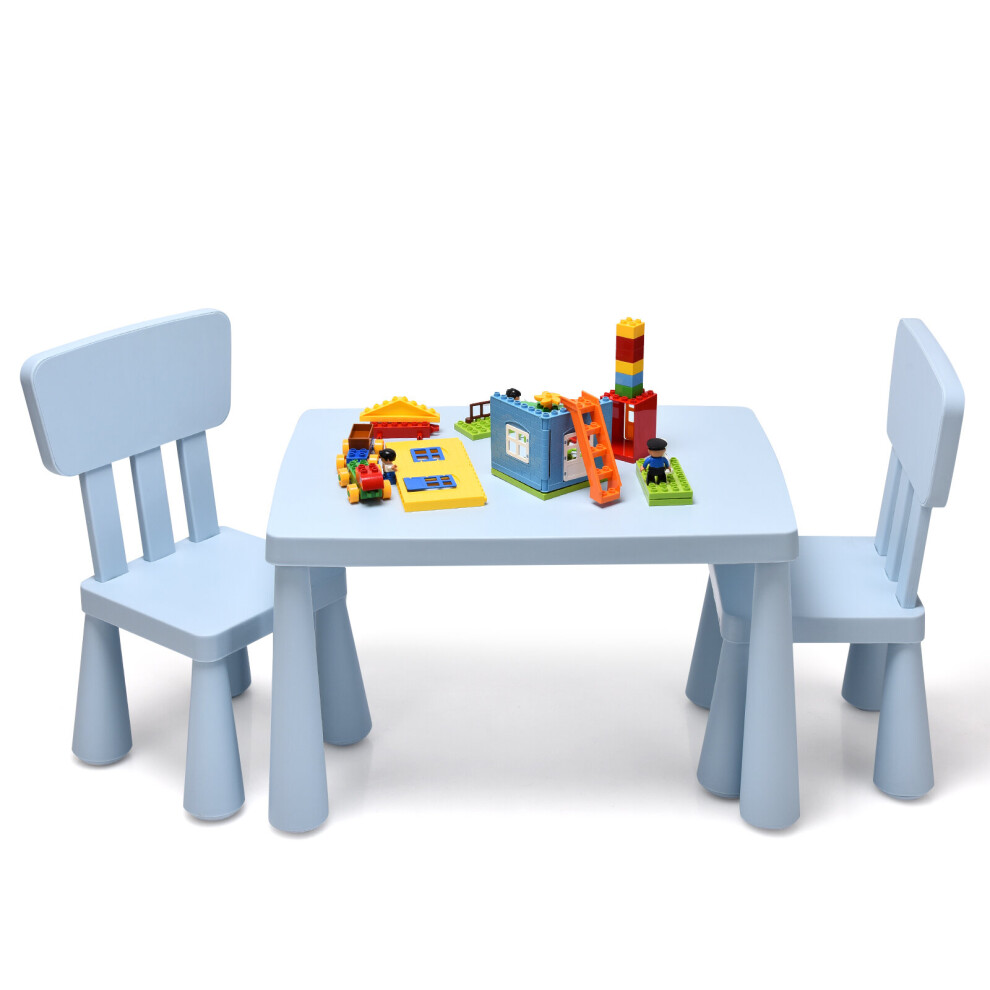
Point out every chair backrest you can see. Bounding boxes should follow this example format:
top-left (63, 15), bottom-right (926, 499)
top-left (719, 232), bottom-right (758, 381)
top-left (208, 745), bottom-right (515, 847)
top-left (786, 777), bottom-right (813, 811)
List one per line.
top-left (21, 310), bottom-right (232, 581)
top-left (874, 318), bottom-right (964, 606)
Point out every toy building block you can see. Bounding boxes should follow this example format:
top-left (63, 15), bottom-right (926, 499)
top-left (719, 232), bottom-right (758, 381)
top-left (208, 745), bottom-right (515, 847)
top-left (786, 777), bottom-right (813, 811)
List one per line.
top-left (389, 437), bottom-right (486, 511)
top-left (360, 396), bottom-right (439, 423)
top-left (602, 317), bottom-right (658, 461)
top-left (602, 388), bottom-right (658, 462)
top-left (371, 421), bottom-right (441, 440)
top-left (611, 318), bottom-right (647, 398)
top-left (559, 392), bottom-right (621, 506)
top-left (615, 335), bottom-right (645, 363)
top-left (489, 390), bottom-right (613, 498)
top-left (635, 456), bottom-right (693, 506)
top-left (616, 317), bottom-right (645, 339)
top-left (465, 400), bottom-right (490, 423)
top-left (455, 418), bottom-right (491, 441)
top-left (360, 397), bottom-right (441, 442)
top-left (338, 456), bottom-right (392, 504)
top-left (454, 399), bottom-right (493, 441)
top-left (343, 423), bottom-right (384, 455)
top-left (490, 468), bottom-right (592, 501)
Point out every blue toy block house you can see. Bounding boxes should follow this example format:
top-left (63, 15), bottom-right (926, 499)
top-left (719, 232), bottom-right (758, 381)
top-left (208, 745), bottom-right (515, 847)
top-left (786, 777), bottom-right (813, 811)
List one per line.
top-left (489, 392), bottom-right (613, 498)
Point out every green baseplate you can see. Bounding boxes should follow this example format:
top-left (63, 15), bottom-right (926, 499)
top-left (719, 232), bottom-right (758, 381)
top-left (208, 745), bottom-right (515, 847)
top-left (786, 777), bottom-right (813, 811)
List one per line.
top-left (636, 456), bottom-right (693, 505)
top-left (491, 468), bottom-right (590, 500)
top-left (454, 418), bottom-right (491, 441)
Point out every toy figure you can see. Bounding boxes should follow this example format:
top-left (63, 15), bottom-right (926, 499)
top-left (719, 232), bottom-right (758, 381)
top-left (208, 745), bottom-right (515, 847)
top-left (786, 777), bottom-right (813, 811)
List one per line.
top-left (643, 438), bottom-right (671, 486)
top-left (379, 447), bottom-right (397, 483)
top-left (505, 387), bottom-right (522, 401)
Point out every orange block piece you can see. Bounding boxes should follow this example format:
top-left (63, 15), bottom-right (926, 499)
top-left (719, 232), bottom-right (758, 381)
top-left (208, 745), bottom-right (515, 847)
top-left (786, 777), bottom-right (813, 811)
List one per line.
top-left (559, 391), bottom-right (622, 506)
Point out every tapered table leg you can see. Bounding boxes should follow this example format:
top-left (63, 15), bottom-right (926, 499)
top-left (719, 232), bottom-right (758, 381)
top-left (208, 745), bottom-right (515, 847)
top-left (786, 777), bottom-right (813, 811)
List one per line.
top-left (739, 562), bottom-right (800, 829)
top-left (315, 589), bottom-right (372, 746)
top-left (269, 565), bottom-right (329, 832)
top-left (686, 577), bottom-right (723, 709)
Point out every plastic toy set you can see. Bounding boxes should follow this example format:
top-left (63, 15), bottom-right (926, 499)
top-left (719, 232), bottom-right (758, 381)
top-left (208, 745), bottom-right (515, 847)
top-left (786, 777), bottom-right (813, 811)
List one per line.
top-left (349, 318), bottom-right (691, 512)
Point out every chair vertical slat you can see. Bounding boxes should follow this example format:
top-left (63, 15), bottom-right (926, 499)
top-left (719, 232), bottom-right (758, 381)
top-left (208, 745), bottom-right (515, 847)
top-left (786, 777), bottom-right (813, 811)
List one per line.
top-left (884, 476), bottom-right (914, 581)
top-left (177, 432), bottom-right (220, 542)
top-left (130, 447), bottom-right (175, 561)
top-left (874, 450), bottom-right (901, 556)
top-left (896, 500), bottom-right (932, 607)
top-left (79, 465), bottom-right (128, 582)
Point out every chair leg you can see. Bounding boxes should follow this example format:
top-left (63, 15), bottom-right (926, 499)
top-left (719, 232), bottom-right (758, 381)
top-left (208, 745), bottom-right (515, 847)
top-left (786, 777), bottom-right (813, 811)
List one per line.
top-left (697, 641), bottom-right (748, 798)
top-left (183, 659), bottom-right (245, 820)
top-left (226, 647), bottom-right (252, 699)
top-left (73, 615), bottom-right (132, 765)
top-left (841, 643), bottom-right (888, 711)
top-left (874, 642), bottom-right (934, 799)
top-left (315, 596), bottom-right (372, 746)
top-left (686, 577), bottom-right (722, 709)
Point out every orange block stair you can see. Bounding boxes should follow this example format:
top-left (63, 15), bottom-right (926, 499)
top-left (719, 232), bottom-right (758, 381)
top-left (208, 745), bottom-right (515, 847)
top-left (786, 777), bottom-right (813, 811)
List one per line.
top-left (560, 391), bottom-right (622, 506)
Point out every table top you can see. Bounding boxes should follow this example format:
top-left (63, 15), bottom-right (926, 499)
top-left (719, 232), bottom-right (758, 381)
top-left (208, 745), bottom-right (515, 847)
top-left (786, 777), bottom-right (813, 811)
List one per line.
top-left (266, 405), bottom-right (798, 567)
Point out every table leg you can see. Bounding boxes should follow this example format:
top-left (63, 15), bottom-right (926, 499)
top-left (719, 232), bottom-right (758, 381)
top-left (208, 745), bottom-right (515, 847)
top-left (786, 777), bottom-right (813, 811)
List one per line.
top-left (314, 585), bottom-right (372, 746)
top-left (686, 576), bottom-right (722, 709)
top-left (269, 565), bottom-right (329, 833)
top-left (739, 561), bottom-right (800, 829)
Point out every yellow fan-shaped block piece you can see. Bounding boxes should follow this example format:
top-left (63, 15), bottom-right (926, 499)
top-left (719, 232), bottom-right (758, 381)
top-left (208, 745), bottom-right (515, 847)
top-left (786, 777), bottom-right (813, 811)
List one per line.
top-left (359, 396), bottom-right (439, 422)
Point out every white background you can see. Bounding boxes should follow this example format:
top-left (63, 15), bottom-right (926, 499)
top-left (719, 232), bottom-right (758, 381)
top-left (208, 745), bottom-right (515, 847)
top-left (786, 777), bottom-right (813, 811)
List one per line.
top-left (2, 2), bottom-right (987, 986)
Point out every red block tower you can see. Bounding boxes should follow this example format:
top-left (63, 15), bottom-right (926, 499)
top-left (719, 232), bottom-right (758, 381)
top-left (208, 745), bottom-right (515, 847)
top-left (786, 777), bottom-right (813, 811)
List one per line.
top-left (601, 317), bottom-right (657, 463)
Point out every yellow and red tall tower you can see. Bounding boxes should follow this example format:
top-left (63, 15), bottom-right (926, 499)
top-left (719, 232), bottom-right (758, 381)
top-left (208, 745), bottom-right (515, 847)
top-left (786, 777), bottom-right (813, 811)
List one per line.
top-left (601, 317), bottom-right (658, 462)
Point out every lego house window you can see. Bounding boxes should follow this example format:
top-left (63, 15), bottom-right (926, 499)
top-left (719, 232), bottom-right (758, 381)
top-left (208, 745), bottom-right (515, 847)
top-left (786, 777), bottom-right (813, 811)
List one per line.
top-left (562, 432), bottom-right (585, 482)
top-left (506, 424), bottom-right (529, 462)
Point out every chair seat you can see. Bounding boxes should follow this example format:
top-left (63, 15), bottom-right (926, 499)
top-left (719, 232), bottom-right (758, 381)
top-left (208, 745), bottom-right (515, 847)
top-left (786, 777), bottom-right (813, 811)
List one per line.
top-left (711, 535), bottom-right (926, 645)
top-left (81, 527), bottom-right (345, 661)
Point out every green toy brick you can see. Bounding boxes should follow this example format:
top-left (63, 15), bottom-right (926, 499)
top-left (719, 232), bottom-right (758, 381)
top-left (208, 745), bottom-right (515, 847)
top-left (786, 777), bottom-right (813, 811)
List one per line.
top-left (454, 418), bottom-right (491, 441)
top-left (613, 383), bottom-right (644, 399)
top-left (636, 456), bottom-right (693, 506)
top-left (491, 468), bottom-right (590, 500)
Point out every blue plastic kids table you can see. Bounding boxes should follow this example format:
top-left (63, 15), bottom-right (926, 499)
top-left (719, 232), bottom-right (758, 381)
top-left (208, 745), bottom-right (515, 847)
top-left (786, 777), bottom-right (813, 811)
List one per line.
top-left (266, 405), bottom-right (800, 832)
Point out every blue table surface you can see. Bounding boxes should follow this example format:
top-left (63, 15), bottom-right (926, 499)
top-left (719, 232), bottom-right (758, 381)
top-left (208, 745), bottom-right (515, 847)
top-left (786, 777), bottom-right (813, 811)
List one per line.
top-left (266, 405), bottom-right (798, 567)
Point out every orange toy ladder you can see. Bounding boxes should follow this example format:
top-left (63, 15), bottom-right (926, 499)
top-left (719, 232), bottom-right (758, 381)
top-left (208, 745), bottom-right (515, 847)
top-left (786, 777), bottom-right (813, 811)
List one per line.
top-left (560, 391), bottom-right (622, 506)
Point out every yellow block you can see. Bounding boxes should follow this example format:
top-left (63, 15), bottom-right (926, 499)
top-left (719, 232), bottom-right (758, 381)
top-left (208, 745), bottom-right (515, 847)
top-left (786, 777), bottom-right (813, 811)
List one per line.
top-left (360, 396), bottom-right (440, 423)
top-left (390, 437), bottom-right (487, 512)
top-left (615, 358), bottom-right (644, 375)
top-left (616, 317), bottom-right (645, 340)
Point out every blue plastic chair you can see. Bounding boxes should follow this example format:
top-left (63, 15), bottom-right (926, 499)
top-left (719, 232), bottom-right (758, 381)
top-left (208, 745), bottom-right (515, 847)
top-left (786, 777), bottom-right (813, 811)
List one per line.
top-left (686, 319), bottom-right (964, 802)
top-left (21, 310), bottom-right (350, 820)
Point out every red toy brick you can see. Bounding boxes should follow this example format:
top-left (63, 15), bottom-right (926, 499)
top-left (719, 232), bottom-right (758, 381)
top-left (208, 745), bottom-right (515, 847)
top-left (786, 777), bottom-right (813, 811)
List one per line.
top-left (355, 462), bottom-right (384, 492)
top-left (601, 389), bottom-right (658, 462)
top-left (371, 421), bottom-right (441, 440)
top-left (615, 336), bottom-right (645, 363)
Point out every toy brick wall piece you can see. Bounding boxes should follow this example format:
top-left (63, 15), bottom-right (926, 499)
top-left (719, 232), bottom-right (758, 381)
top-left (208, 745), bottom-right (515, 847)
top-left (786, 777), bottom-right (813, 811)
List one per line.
top-left (635, 456), bottom-right (693, 506)
top-left (390, 437), bottom-right (486, 511)
top-left (603, 389), bottom-right (657, 463)
top-left (489, 392), bottom-right (552, 490)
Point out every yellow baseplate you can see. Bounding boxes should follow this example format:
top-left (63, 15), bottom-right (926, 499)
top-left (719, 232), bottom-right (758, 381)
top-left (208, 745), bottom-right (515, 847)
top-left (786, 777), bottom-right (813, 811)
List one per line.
top-left (390, 437), bottom-right (487, 512)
